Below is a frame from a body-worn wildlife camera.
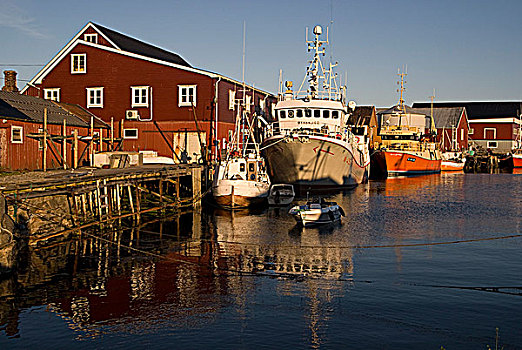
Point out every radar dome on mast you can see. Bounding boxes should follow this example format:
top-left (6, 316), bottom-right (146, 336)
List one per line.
top-left (313, 25), bottom-right (322, 35)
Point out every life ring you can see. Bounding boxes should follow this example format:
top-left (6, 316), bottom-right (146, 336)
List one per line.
top-left (354, 136), bottom-right (361, 143)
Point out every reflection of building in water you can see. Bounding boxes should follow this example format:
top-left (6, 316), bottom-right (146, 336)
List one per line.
top-left (0, 208), bottom-right (225, 338)
top-left (130, 262), bottom-right (155, 301)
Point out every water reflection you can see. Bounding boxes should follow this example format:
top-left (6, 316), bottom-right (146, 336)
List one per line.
top-left (1, 174), bottom-right (522, 349)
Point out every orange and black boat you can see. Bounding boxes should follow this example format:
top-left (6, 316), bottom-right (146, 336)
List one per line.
top-left (372, 70), bottom-right (442, 177)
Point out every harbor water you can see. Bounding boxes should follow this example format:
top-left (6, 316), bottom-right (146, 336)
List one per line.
top-left (1, 173), bottom-right (521, 349)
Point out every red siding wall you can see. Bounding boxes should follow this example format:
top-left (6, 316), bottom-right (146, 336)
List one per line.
top-left (24, 39), bottom-right (276, 161)
top-left (436, 110), bottom-right (469, 151)
top-left (468, 122), bottom-right (514, 141)
top-left (0, 121), bottom-right (94, 171)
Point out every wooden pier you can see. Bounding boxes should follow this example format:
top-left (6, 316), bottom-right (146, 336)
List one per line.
top-left (0, 164), bottom-right (207, 246)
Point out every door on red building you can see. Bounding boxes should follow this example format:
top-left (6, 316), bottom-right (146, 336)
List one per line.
top-left (484, 127), bottom-right (496, 140)
top-left (0, 128), bottom-right (7, 168)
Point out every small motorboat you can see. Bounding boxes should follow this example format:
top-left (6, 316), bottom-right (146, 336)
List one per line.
top-left (288, 198), bottom-right (345, 226)
top-left (268, 184), bottom-right (295, 206)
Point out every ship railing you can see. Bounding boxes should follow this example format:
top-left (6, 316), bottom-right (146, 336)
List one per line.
top-left (386, 142), bottom-right (433, 152)
top-left (294, 90), bottom-right (344, 101)
top-left (265, 126), bottom-right (362, 145)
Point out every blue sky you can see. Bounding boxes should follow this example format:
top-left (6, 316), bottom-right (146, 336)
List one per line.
top-left (1, 0), bottom-right (522, 107)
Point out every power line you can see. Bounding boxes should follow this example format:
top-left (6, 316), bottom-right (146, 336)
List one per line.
top-left (0, 64), bottom-right (43, 67)
top-left (0, 77), bottom-right (32, 82)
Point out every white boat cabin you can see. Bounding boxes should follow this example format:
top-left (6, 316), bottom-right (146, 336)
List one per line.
top-left (218, 152), bottom-right (268, 182)
top-left (274, 99), bottom-right (348, 135)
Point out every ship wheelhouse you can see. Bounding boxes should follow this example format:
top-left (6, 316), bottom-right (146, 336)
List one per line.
top-left (272, 99), bottom-right (349, 135)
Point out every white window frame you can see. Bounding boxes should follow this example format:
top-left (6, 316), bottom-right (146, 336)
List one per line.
top-left (229, 90), bottom-right (235, 110)
top-left (11, 126), bottom-right (23, 144)
top-left (38, 128), bottom-right (44, 150)
top-left (123, 128), bottom-right (138, 139)
top-left (86, 87), bottom-right (104, 108)
top-left (484, 127), bottom-right (496, 139)
top-left (43, 88), bottom-right (60, 102)
top-left (468, 128), bottom-right (474, 135)
top-left (487, 141), bottom-right (498, 148)
top-left (178, 85), bottom-right (196, 107)
top-left (460, 128), bottom-right (464, 141)
top-left (71, 53), bottom-right (86, 74)
top-left (131, 86), bottom-right (149, 108)
top-left (84, 34), bottom-right (98, 44)
top-left (245, 95), bottom-right (251, 112)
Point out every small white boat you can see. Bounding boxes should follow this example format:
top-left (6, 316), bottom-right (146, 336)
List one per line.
top-left (289, 198), bottom-right (345, 226)
top-left (268, 184), bottom-right (295, 206)
top-left (441, 151), bottom-right (465, 171)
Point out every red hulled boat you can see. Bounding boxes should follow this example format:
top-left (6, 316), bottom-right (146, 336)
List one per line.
top-left (372, 70), bottom-right (441, 177)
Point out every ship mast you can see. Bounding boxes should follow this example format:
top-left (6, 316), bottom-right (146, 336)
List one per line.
top-left (429, 89), bottom-right (437, 136)
top-left (306, 25), bottom-right (328, 99)
top-left (397, 67), bottom-right (407, 114)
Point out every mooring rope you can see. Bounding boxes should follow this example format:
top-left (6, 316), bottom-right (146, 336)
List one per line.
top-left (205, 232), bottom-right (522, 250)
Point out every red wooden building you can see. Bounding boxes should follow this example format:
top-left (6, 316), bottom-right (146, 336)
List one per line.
top-left (0, 90), bottom-right (107, 170)
top-left (414, 107), bottom-right (469, 151)
top-left (413, 102), bottom-right (521, 153)
top-left (21, 22), bottom-right (276, 163)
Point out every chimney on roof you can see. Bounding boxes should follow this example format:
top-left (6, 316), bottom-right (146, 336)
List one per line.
top-left (2, 70), bottom-right (19, 92)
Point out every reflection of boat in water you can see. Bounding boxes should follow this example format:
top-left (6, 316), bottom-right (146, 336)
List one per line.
top-left (289, 198), bottom-right (345, 226)
top-left (261, 25), bottom-right (370, 188)
top-left (268, 184), bottom-right (295, 206)
top-left (210, 202), bottom-right (354, 280)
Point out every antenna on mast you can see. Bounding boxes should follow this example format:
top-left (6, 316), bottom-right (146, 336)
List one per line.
top-left (397, 66), bottom-right (407, 113)
top-left (429, 88), bottom-right (436, 134)
top-left (329, 0), bottom-right (334, 64)
top-left (242, 20), bottom-right (246, 107)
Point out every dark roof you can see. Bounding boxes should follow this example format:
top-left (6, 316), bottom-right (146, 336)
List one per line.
top-left (93, 23), bottom-right (192, 68)
top-left (378, 104), bottom-right (423, 115)
top-left (349, 106), bottom-right (375, 126)
top-left (412, 101), bottom-right (522, 120)
top-left (414, 107), bottom-right (465, 129)
top-left (0, 98), bottom-right (31, 121)
top-left (0, 91), bottom-right (91, 127)
top-left (56, 102), bottom-right (108, 129)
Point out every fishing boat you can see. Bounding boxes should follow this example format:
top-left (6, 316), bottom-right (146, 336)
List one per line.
top-left (441, 151), bottom-right (465, 171)
top-left (261, 25), bottom-right (370, 189)
top-left (512, 115), bottom-right (522, 168)
top-left (212, 106), bottom-right (270, 209)
top-left (289, 197), bottom-right (345, 227)
top-left (267, 184), bottom-right (295, 206)
top-left (372, 70), bottom-right (442, 177)
top-left (513, 151), bottom-right (522, 168)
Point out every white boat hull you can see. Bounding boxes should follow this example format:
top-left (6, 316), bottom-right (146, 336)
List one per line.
top-left (262, 134), bottom-right (369, 187)
top-left (289, 203), bottom-right (343, 226)
top-left (212, 179), bottom-right (270, 208)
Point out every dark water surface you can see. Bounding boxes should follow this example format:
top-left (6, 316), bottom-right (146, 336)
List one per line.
top-left (1, 173), bottom-right (521, 349)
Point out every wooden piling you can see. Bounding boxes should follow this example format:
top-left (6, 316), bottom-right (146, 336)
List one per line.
top-left (62, 119), bottom-right (67, 169)
top-left (73, 129), bottom-right (78, 168)
top-left (43, 108), bottom-right (48, 172)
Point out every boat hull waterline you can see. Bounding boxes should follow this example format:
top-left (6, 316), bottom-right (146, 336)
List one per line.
top-left (262, 135), bottom-right (369, 187)
top-left (513, 153), bottom-right (522, 168)
top-left (374, 150), bottom-right (441, 176)
top-left (289, 203), bottom-right (344, 227)
top-left (212, 179), bottom-right (270, 209)
top-left (441, 160), bottom-right (465, 171)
